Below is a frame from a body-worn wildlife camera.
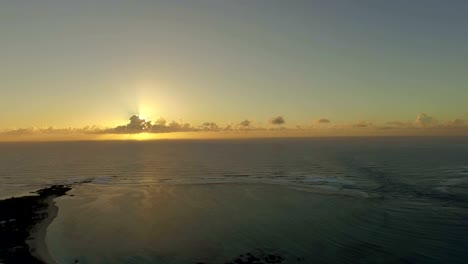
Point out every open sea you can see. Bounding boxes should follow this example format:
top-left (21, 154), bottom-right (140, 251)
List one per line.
top-left (1, 137), bottom-right (468, 263)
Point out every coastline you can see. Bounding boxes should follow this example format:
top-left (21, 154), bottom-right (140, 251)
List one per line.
top-left (0, 185), bottom-right (72, 264)
top-left (26, 195), bottom-right (60, 264)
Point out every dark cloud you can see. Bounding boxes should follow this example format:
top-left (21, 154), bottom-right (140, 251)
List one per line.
top-left (239, 120), bottom-right (252, 127)
top-left (100, 116), bottom-right (266, 134)
top-left (103, 115), bottom-right (195, 134)
top-left (270, 116), bottom-right (285, 125)
top-left (110, 115), bottom-right (152, 133)
top-left (154, 117), bottom-right (167, 126)
top-left (200, 122), bottom-right (219, 131)
top-left (236, 119), bottom-right (264, 131)
top-left (315, 118), bottom-right (331, 124)
top-left (165, 121), bottom-right (193, 132)
top-left (3, 113), bottom-right (468, 139)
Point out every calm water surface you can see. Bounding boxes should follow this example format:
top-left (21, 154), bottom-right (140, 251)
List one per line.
top-left (1, 138), bottom-right (467, 263)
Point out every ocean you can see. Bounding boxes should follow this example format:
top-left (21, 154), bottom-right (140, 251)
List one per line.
top-left (1, 137), bottom-right (468, 263)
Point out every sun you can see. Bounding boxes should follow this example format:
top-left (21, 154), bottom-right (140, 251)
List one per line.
top-left (137, 103), bottom-right (155, 121)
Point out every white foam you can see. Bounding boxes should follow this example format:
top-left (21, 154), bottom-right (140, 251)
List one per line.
top-left (441, 177), bottom-right (468, 186)
top-left (303, 175), bottom-right (354, 186)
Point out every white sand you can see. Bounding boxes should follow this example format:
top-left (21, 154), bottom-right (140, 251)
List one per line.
top-left (26, 196), bottom-right (59, 264)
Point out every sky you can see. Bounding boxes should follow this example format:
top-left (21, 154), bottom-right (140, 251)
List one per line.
top-left (1, 0), bottom-right (467, 140)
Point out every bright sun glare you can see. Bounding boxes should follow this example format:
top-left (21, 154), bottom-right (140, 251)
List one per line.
top-left (132, 133), bottom-right (153, 141)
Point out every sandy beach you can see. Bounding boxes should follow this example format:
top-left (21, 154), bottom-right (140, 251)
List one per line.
top-left (27, 195), bottom-right (60, 264)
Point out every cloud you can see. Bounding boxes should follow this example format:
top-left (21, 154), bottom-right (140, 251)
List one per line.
top-left (229, 119), bottom-right (266, 131)
top-left (386, 121), bottom-right (411, 128)
top-left (110, 115), bottom-right (152, 133)
top-left (315, 118), bottom-right (331, 124)
top-left (379, 115), bottom-right (468, 130)
top-left (352, 121), bottom-right (373, 128)
top-left (378, 121), bottom-right (413, 130)
top-left (3, 113), bottom-right (468, 141)
top-left (270, 116), bottom-right (285, 125)
top-left (200, 122), bottom-right (219, 131)
top-left (445, 119), bottom-right (465, 127)
top-left (239, 120), bottom-right (252, 127)
top-left (103, 115), bottom-right (195, 134)
top-left (0, 126), bottom-right (103, 136)
top-left (154, 117), bottom-right (167, 126)
top-left (415, 113), bottom-right (436, 127)
top-left (80, 116), bottom-right (269, 135)
top-left (164, 121), bottom-right (193, 132)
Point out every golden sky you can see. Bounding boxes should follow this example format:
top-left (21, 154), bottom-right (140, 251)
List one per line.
top-left (1, 1), bottom-right (467, 141)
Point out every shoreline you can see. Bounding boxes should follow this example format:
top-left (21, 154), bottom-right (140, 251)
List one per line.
top-left (26, 195), bottom-right (60, 264)
top-left (0, 185), bottom-right (72, 264)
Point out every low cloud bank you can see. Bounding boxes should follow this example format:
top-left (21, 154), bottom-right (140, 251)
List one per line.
top-left (104, 115), bottom-right (195, 134)
top-left (382, 113), bottom-right (466, 130)
top-left (353, 121), bottom-right (373, 128)
top-left (1, 113), bottom-right (467, 139)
